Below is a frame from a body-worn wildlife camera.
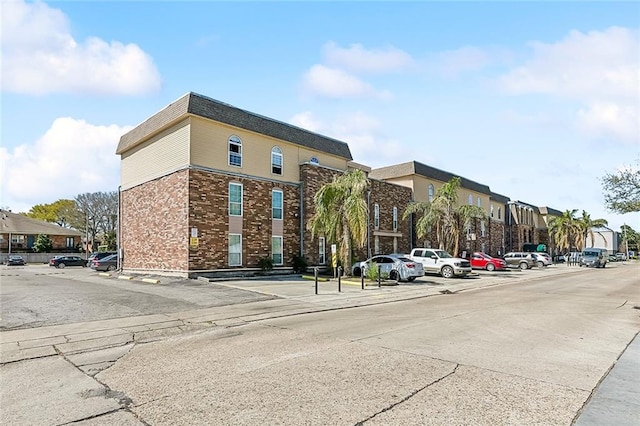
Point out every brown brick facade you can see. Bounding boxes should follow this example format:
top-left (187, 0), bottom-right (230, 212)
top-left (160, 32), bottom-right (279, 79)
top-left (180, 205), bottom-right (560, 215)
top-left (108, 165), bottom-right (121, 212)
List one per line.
top-left (121, 170), bottom-right (190, 272)
top-left (188, 168), bottom-right (300, 270)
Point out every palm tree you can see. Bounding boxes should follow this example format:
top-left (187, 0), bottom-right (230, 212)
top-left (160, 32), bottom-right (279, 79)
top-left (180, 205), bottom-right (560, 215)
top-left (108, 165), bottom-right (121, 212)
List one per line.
top-left (576, 210), bottom-right (608, 250)
top-left (549, 209), bottom-right (578, 253)
top-left (403, 177), bottom-right (486, 255)
top-left (307, 169), bottom-right (369, 274)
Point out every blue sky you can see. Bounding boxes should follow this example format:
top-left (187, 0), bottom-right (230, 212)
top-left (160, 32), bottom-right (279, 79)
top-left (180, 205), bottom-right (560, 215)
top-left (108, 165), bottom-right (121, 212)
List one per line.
top-left (1, 0), bottom-right (639, 232)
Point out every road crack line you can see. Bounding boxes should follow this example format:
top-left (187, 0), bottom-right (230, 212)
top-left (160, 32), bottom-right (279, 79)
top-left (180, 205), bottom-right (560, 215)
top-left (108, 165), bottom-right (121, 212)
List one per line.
top-left (354, 364), bottom-right (459, 425)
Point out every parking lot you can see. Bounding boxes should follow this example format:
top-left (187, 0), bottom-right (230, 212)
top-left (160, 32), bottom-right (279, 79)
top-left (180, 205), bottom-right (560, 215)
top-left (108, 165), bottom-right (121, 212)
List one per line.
top-left (1, 261), bottom-right (625, 331)
top-left (0, 264), bottom-right (277, 330)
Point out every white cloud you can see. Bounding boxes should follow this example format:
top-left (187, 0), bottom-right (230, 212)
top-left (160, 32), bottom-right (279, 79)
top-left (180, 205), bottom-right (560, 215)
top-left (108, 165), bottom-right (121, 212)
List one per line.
top-left (322, 41), bottom-right (414, 73)
top-left (498, 26), bottom-right (640, 144)
top-left (0, 118), bottom-right (131, 210)
top-left (300, 65), bottom-right (391, 99)
top-left (429, 46), bottom-right (494, 77)
top-left (290, 111), bottom-right (408, 167)
top-left (1, 0), bottom-right (161, 95)
top-left (499, 27), bottom-right (638, 99)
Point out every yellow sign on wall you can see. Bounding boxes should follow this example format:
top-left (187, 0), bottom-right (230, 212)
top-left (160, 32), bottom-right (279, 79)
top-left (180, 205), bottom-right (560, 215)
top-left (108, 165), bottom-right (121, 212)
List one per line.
top-left (190, 237), bottom-right (199, 248)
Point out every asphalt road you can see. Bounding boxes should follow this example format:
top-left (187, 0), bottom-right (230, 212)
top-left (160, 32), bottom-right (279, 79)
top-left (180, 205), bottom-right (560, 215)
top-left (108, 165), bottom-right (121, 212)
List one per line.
top-left (1, 262), bottom-right (638, 425)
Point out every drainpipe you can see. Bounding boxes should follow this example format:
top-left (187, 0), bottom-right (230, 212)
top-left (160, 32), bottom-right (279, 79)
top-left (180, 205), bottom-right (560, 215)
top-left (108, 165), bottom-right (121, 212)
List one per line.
top-left (366, 190), bottom-right (371, 258)
top-left (117, 185), bottom-right (121, 270)
top-left (299, 181), bottom-right (304, 258)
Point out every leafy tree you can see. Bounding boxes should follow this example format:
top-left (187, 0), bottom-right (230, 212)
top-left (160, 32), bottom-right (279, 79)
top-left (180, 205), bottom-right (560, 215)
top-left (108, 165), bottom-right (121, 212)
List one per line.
top-left (601, 164), bottom-right (640, 213)
top-left (102, 231), bottom-right (117, 251)
top-left (576, 210), bottom-right (608, 250)
top-left (25, 200), bottom-right (76, 227)
top-left (307, 169), bottom-right (369, 275)
top-left (32, 234), bottom-right (53, 253)
top-left (73, 191), bottom-right (118, 251)
top-left (403, 177), bottom-right (486, 255)
top-left (549, 209), bottom-right (578, 253)
top-left (620, 224), bottom-right (639, 252)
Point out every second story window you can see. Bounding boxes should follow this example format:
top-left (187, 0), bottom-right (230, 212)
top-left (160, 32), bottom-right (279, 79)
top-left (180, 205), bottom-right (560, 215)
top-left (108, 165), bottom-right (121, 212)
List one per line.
top-left (229, 135), bottom-right (242, 167)
top-left (271, 146), bottom-right (283, 175)
top-left (272, 189), bottom-right (283, 220)
top-left (468, 194), bottom-right (473, 205)
top-left (477, 197), bottom-right (481, 208)
top-left (393, 207), bottom-right (398, 231)
top-left (498, 207), bottom-right (502, 220)
top-left (428, 184), bottom-right (434, 202)
top-left (229, 183), bottom-right (243, 216)
top-left (374, 204), bottom-right (380, 229)
top-left (490, 204), bottom-right (494, 218)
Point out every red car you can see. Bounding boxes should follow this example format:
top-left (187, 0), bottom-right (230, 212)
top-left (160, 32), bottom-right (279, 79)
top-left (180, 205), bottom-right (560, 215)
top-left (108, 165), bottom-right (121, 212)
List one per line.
top-left (470, 252), bottom-right (508, 271)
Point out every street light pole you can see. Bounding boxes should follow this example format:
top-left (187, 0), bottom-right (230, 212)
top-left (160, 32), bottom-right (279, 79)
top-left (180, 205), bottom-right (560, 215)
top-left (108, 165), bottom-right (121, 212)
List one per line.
top-left (85, 212), bottom-right (89, 259)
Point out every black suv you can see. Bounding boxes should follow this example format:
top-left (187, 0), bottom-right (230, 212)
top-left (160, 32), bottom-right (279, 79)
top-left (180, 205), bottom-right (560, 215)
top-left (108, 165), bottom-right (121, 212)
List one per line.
top-left (87, 251), bottom-right (116, 267)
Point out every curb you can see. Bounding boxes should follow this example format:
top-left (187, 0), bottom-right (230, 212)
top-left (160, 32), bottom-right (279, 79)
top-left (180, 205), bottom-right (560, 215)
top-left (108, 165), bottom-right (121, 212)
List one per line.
top-left (141, 278), bottom-right (161, 284)
top-left (117, 275), bottom-right (134, 281)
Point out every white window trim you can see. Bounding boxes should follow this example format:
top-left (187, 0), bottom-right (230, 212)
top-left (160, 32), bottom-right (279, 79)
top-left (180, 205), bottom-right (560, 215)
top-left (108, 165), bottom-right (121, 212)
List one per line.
top-left (229, 182), bottom-right (243, 217)
top-left (392, 206), bottom-right (398, 231)
top-left (319, 237), bottom-right (326, 265)
top-left (228, 234), bottom-right (242, 266)
top-left (272, 236), bottom-right (283, 266)
top-left (374, 204), bottom-right (380, 230)
top-left (272, 189), bottom-right (283, 220)
top-left (271, 146), bottom-right (283, 175)
top-left (228, 135), bottom-right (242, 167)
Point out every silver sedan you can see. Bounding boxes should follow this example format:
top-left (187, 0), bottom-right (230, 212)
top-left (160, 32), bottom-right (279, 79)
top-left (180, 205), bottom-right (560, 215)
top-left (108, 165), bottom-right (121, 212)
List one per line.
top-left (351, 254), bottom-right (424, 282)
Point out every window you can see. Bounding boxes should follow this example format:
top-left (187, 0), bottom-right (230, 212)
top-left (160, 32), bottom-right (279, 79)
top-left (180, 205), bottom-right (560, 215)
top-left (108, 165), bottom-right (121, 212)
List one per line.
top-left (428, 184), bottom-right (434, 202)
top-left (374, 236), bottom-right (380, 254)
top-left (498, 207), bottom-right (501, 219)
top-left (481, 221), bottom-right (486, 237)
top-left (229, 183), bottom-right (243, 216)
top-left (272, 236), bottom-right (283, 265)
top-left (228, 234), bottom-right (242, 266)
top-left (468, 194), bottom-right (473, 205)
top-left (228, 135), bottom-right (242, 167)
top-left (319, 237), bottom-right (326, 265)
top-left (271, 146), bottom-right (283, 175)
top-left (490, 204), bottom-right (494, 218)
top-left (477, 197), bottom-right (481, 208)
top-left (393, 237), bottom-right (398, 253)
top-left (66, 237), bottom-right (74, 248)
top-left (11, 235), bottom-right (24, 244)
top-left (392, 207), bottom-right (398, 231)
top-left (374, 204), bottom-right (379, 229)
top-left (272, 190), bottom-right (283, 220)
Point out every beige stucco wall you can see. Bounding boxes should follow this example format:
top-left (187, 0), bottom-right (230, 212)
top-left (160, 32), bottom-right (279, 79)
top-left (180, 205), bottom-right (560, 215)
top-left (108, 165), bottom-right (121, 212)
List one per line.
top-left (121, 119), bottom-right (190, 190)
top-left (189, 117), bottom-right (348, 181)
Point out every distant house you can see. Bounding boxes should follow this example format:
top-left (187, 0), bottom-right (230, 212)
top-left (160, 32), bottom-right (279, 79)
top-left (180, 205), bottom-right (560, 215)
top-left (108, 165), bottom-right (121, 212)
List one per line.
top-left (585, 226), bottom-right (619, 254)
top-left (0, 209), bottom-right (82, 253)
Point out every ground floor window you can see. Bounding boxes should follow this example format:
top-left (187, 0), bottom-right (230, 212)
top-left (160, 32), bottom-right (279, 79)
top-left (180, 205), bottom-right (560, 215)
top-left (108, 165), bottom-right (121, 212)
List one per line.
top-left (374, 236), bottom-right (380, 255)
top-left (11, 235), bottom-right (25, 244)
top-left (319, 237), bottom-right (326, 265)
top-left (66, 237), bottom-right (74, 248)
top-left (272, 236), bottom-right (283, 266)
top-left (229, 234), bottom-right (242, 266)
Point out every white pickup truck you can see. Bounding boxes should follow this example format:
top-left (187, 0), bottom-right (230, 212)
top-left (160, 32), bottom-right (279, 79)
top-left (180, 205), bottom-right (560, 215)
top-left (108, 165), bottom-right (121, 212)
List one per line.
top-left (406, 248), bottom-right (472, 278)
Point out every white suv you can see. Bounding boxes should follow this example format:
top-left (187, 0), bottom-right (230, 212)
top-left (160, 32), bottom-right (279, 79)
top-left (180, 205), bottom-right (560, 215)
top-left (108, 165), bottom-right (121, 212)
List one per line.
top-left (531, 252), bottom-right (553, 267)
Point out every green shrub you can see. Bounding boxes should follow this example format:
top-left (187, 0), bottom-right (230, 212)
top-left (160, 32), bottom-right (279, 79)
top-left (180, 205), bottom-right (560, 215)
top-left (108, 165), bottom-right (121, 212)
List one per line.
top-left (258, 257), bottom-right (273, 272)
top-left (291, 255), bottom-right (308, 273)
top-left (365, 262), bottom-right (389, 280)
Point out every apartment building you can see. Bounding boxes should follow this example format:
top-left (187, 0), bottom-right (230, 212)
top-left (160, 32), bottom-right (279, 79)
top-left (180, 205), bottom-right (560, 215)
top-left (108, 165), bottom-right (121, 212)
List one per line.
top-left (116, 92), bottom-right (412, 277)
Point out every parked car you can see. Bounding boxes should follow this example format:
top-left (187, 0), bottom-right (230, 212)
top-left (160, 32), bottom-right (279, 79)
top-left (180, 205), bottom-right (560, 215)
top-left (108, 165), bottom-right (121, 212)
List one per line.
top-left (531, 252), bottom-right (553, 267)
top-left (87, 251), bottom-right (117, 267)
top-left (615, 252), bottom-right (627, 261)
top-left (90, 254), bottom-right (118, 272)
top-left (470, 252), bottom-right (507, 271)
top-left (351, 254), bottom-right (424, 282)
top-left (405, 248), bottom-right (472, 278)
top-left (7, 255), bottom-right (26, 266)
top-left (502, 252), bottom-right (536, 270)
top-left (49, 255), bottom-right (86, 268)
top-left (579, 248), bottom-right (608, 268)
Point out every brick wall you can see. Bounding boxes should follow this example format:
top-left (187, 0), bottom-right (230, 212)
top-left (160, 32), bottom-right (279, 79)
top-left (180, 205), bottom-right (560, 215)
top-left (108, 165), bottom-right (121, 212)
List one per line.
top-left (366, 179), bottom-right (413, 258)
top-left (188, 168), bottom-right (300, 270)
top-left (120, 170), bottom-right (190, 271)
